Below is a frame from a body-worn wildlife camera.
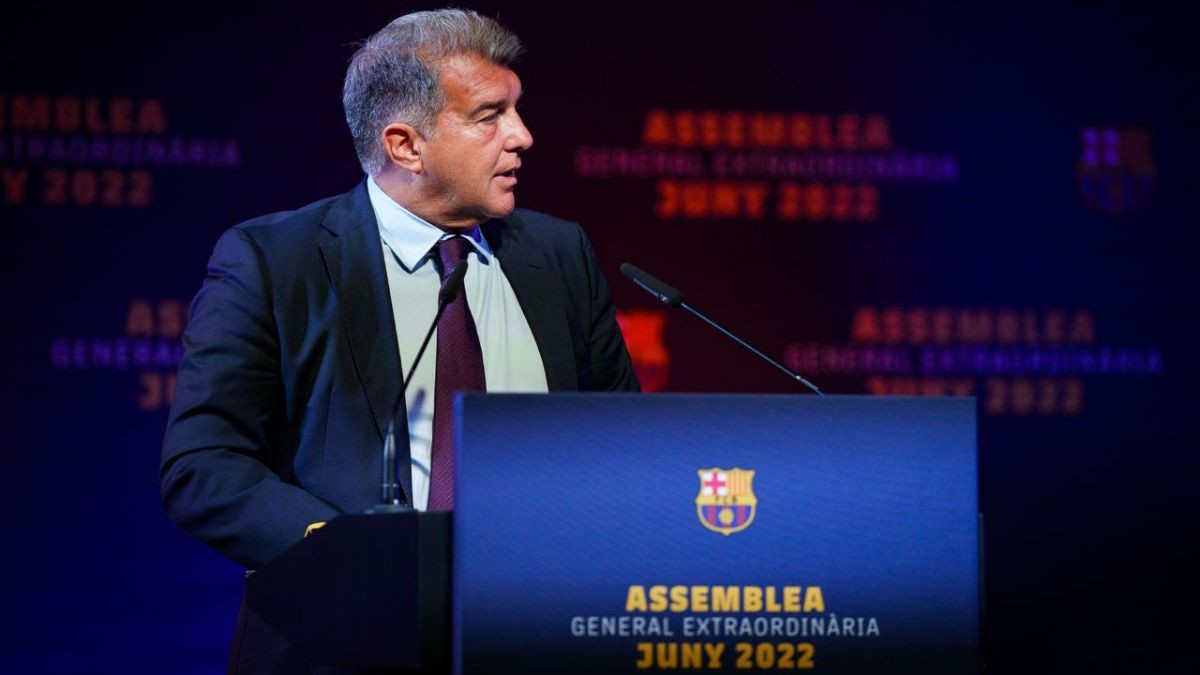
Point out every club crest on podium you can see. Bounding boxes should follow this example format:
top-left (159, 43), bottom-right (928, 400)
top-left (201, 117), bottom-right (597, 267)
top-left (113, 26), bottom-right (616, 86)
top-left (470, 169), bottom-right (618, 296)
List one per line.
top-left (695, 468), bottom-right (757, 535)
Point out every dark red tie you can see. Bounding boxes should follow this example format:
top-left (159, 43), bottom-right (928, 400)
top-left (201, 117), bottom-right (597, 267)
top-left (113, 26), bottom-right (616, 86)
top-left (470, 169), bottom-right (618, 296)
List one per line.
top-left (428, 235), bottom-right (485, 511)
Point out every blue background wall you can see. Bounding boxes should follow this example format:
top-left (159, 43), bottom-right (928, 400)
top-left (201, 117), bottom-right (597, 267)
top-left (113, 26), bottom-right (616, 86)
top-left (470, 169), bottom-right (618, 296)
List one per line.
top-left (2, 2), bottom-right (1195, 672)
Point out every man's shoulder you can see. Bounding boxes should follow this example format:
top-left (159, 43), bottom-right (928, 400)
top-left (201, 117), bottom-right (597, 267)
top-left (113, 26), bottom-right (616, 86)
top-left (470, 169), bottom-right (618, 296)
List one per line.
top-left (506, 207), bottom-right (576, 228)
top-left (500, 207), bottom-right (586, 246)
top-left (229, 190), bottom-right (353, 244)
top-left (490, 208), bottom-right (604, 282)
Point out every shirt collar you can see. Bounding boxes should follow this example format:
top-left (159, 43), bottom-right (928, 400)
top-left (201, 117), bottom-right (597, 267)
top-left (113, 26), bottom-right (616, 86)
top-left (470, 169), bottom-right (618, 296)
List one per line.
top-left (366, 177), bottom-right (492, 273)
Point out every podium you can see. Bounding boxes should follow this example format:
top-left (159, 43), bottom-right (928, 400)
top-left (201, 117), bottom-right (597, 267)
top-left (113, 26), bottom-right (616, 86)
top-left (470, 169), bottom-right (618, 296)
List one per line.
top-left (243, 394), bottom-right (980, 674)
top-left (238, 512), bottom-right (451, 672)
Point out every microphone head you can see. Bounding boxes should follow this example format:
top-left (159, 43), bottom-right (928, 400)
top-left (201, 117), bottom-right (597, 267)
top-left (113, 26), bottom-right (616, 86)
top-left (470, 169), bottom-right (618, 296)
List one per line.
top-left (621, 263), bottom-right (684, 307)
top-left (439, 259), bottom-right (469, 304)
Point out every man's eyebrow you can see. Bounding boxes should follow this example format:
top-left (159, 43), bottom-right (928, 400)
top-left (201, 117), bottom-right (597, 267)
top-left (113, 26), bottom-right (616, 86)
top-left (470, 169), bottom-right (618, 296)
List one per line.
top-left (467, 91), bottom-right (522, 119)
top-left (468, 99), bottom-right (507, 118)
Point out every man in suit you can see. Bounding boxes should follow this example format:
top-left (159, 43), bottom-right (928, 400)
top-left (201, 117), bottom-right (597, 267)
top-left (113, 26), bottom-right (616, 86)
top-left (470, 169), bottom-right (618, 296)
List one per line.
top-left (160, 8), bottom-right (639, 576)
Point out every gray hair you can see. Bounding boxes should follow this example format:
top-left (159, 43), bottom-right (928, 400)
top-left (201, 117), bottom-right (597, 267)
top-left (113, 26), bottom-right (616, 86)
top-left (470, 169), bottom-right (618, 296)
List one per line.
top-left (342, 9), bottom-right (524, 175)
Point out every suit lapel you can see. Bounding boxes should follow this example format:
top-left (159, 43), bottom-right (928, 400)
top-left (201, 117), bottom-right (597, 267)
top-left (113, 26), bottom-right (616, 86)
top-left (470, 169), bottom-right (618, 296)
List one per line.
top-left (484, 217), bottom-right (577, 391)
top-left (317, 184), bottom-right (408, 496)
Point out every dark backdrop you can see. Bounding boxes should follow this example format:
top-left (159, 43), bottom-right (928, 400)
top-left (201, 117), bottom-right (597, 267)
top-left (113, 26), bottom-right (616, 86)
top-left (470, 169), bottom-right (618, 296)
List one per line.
top-left (2, 2), bottom-right (1196, 673)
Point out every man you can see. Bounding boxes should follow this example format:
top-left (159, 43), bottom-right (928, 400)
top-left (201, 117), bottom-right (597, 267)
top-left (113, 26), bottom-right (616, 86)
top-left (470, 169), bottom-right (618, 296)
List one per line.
top-left (161, 9), bottom-right (638, 575)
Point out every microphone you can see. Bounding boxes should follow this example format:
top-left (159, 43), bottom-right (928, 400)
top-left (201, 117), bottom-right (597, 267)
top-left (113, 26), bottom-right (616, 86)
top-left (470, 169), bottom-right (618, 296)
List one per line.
top-left (622, 264), bottom-right (683, 307)
top-left (438, 258), bottom-right (469, 301)
top-left (406, 259), bottom-right (468, 390)
top-left (368, 258), bottom-right (469, 514)
top-left (620, 263), bottom-right (823, 395)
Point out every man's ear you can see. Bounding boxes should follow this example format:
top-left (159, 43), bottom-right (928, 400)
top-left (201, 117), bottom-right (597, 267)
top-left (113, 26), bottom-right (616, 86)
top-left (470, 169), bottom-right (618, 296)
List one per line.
top-left (381, 123), bottom-right (424, 172)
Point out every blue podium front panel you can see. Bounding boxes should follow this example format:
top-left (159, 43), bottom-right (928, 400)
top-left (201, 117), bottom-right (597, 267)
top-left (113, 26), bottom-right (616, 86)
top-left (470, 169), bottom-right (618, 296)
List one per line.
top-left (454, 394), bottom-right (978, 674)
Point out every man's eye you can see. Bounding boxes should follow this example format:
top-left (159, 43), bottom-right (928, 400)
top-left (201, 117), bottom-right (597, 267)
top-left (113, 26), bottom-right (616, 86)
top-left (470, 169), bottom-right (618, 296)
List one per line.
top-left (480, 112), bottom-right (500, 123)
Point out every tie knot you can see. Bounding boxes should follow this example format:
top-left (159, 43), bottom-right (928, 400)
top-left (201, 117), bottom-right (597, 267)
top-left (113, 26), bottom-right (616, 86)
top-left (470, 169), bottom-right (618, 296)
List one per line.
top-left (437, 235), bottom-right (473, 279)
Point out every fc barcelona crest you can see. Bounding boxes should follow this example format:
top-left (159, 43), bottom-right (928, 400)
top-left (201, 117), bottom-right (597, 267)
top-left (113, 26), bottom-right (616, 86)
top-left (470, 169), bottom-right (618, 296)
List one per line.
top-left (1077, 126), bottom-right (1157, 217)
top-left (695, 468), bottom-right (756, 535)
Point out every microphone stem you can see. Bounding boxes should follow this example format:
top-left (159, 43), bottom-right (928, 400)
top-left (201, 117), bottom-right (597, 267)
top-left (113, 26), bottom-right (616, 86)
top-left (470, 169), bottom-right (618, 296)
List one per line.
top-left (403, 299), bottom-right (449, 391)
top-left (681, 302), bottom-right (823, 396)
top-left (372, 259), bottom-right (467, 513)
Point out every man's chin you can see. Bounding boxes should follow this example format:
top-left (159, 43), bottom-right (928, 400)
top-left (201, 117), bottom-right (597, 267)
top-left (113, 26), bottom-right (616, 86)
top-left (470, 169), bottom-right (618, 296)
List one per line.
top-left (484, 196), bottom-right (517, 219)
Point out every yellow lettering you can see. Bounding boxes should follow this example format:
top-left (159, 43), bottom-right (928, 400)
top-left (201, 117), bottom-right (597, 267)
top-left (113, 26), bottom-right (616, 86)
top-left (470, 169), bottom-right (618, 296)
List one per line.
top-left (755, 641), bottom-right (775, 668)
top-left (783, 586), bottom-right (801, 612)
top-left (743, 586), bottom-right (763, 612)
top-left (668, 585), bottom-right (688, 612)
top-left (711, 586), bottom-right (739, 612)
top-left (765, 586), bottom-right (782, 612)
top-left (804, 586), bottom-right (825, 612)
top-left (704, 642), bottom-right (725, 668)
top-left (797, 642), bottom-right (816, 668)
top-left (626, 586), bottom-right (647, 612)
top-left (656, 642), bottom-right (678, 668)
top-left (635, 642), bottom-right (653, 669)
top-left (690, 586), bottom-right (709, 612)
top-left (638, 641), bottom-right (724, 669)
top-left (650, 585), bottom-right (669, 612)
top-left (735, 642), bottom-right (753, 669)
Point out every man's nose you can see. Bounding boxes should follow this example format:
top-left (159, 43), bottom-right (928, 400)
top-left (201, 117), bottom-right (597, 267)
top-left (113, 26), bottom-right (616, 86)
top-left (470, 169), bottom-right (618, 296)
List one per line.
top-left (505, 110), bottom-right (533, 152)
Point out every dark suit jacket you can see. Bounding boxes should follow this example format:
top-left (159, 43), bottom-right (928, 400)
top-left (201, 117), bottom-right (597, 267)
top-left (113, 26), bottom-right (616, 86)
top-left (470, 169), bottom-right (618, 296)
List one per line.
top-left (161, 181), bottom-right (639, 570)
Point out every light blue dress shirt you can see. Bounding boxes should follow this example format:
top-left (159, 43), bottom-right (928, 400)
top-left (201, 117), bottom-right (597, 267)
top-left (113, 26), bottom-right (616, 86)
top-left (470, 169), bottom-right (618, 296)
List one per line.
top-left (366, 178), bottom-right (548, 510)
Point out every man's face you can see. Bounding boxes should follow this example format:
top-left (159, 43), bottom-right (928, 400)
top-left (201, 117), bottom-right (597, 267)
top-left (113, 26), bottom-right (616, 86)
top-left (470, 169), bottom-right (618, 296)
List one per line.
top-left (418, 53), bottom-right (533, 229)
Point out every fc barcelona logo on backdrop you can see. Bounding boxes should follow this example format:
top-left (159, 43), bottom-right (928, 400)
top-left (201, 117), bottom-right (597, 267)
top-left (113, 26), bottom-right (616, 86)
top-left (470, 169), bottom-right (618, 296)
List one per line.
top-left (616, 310), bottom-right (670, 392)
top-left (1077, 126), bottom-right (1157, 217)
top-left (695, 468), bottom-right (756, 535)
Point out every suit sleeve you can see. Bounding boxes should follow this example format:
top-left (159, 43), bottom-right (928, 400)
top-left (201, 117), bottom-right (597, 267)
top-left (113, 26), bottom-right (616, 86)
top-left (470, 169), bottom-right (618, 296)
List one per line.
top-left (161, 227), bottom-right (341, 570)
top-left (577, 226), bottom-right (641, 392)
